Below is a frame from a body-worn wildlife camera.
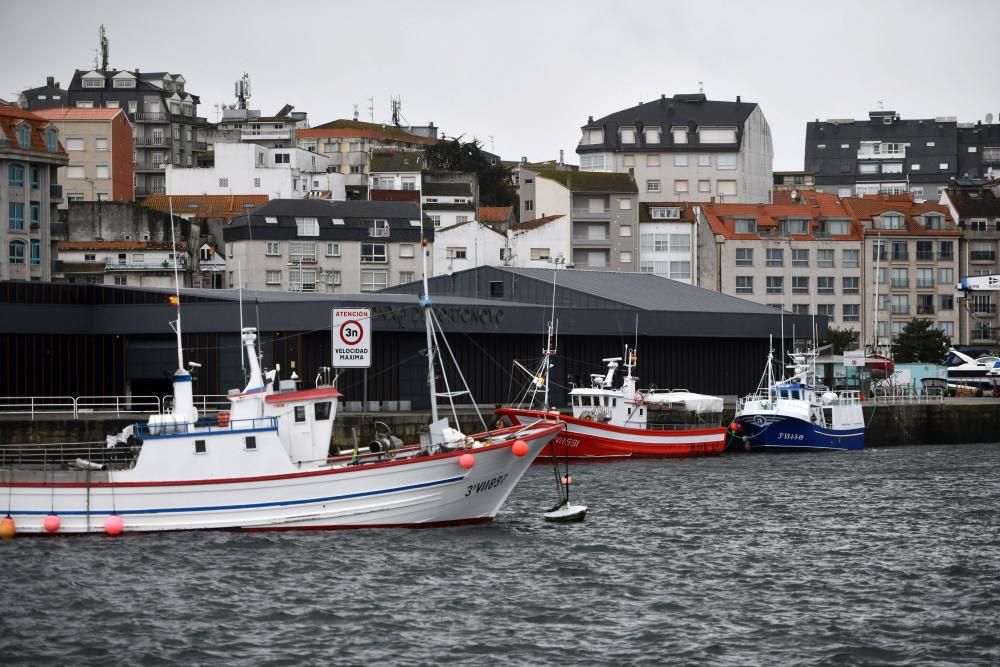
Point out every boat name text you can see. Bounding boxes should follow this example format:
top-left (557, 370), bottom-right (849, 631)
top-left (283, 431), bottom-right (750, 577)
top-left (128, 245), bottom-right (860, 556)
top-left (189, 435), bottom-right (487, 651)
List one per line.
top-left (465, 473), bottom-right (509, 496)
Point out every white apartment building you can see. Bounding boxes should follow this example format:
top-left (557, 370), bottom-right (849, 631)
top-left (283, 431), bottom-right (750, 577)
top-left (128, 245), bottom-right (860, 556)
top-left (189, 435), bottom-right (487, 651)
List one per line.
top-left (433, 221), bottom-right (506, 276)
top-left (166, 143), bottom-right (345, 200)
top-left (638, 203), bottom-right (698, 285)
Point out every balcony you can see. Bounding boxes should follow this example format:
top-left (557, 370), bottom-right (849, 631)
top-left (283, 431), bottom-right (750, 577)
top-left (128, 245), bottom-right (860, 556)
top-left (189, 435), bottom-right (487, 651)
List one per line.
top-left (890, 252), bottom-right (908, 262)
top-left (50, 183), bottom-right (63, 202)
top-left (289, 254), bottom-right (317, 264)
top-left (241, 130), bottom-right (292, 141)
top-left (917, 304), bottom-right (935, 315)
top-left (135, 162), bottom-right (168, 172)
top-left (973, 303), bottom-right (997, 314)
top-left (134, 136), bottom-right (172, 147)
top-left (134, 112), bottom-right (171, 123)
top-left (572, 235), bottom-right (610, 245)
top-left (890, 305), bottom-right (910, 315)
top-left (106, 260), bottom-right (189, 272)
top-left (134, 185), bottom-right (165, 198)
top-left (971, 250), bottom-right (996, 262)
top-left (939, 252), bottom-right (955, 262)
top-left (369, 227), bottom-right (390, 238)
top-left (572, 207), bottom-right (610, 220)
top-left (891, 279), bottom-right (909, 289)
top-left (194, 141), bottom-right (208, 151)
top-left (916, 251), bottom-right (935, 261)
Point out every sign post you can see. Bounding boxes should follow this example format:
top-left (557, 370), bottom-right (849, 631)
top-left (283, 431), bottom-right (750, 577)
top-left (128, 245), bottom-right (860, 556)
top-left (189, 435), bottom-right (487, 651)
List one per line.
top-left (332, 308), bottom-right (372, 369)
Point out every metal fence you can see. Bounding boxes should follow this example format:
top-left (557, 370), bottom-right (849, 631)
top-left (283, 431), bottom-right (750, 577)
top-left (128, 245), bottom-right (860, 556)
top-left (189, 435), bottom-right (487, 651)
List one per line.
top-left (0, 395), bottom-right (230, 420)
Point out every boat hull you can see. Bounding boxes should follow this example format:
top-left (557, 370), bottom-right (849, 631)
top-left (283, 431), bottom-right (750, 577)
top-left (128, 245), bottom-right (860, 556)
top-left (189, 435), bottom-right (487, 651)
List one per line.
top-left (1, 421), bottom-right (562, 535)
top-left (497, 408), bottom-right (727, 459)
top-left (734, 413), bottom-right (864, 451)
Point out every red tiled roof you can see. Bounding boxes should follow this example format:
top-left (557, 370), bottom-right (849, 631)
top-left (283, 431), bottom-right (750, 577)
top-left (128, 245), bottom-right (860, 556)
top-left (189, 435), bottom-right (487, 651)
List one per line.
top-left (298, 124), bottom-right (437, 145)
top-left (479, 206), bottom-right (512, 223)
top-left (842, 195), bottom-right (958, 237)
top-left (702, 191), bottom-right (863, 241)
top-left (33, 108), bottom-right (127, 122)
top-left (142, 194), bottom-right (268, 219)
top-left (511, 214), bottom-right (565, 231)
top-left (0, 101), bottom-right (66, 155)
top-left (59, 241), bottom-right (189, 252)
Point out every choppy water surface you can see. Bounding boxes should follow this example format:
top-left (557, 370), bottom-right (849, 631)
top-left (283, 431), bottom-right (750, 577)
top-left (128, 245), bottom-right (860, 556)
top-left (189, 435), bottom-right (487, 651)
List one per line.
top-left (2, 443), bottom-right (999, 666)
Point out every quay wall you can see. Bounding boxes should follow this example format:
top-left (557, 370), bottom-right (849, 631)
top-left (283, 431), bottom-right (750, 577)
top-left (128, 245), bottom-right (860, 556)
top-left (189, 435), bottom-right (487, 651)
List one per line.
top-left (2, 401), bottom-right (999, 448)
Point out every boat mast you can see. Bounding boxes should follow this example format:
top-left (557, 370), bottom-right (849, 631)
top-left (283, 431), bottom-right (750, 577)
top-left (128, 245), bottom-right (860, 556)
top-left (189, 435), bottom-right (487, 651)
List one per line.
top-left (169, 196), bottom-right (184, 372)
top-left (542, 272), bottom-right (557, 409)
top-left (419, 237), bottom-right (438, 424)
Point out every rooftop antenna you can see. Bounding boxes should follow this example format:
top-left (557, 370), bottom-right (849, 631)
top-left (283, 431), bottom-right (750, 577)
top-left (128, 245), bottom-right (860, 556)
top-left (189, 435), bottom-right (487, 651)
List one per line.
top-left (986, 112), bottom-right (994, 125)
top-left (488, 135), bottom-right (495, 153)
top-left (213, 103), bottom-right (221, 122)
top-left (878, 99), bottom-right (884, 111)
top-left (234, 73), bottom-right (251, 110)
top-left (391, 96), bottom-right (401, 127)
top-left (698, 80), bottom-right (704, 94)
top-left (367, 96), bottom-right (375, 123)
top-left (99, 25), bottom-right (109, 71)
top-left (353, 104), bottom-right (359, 121)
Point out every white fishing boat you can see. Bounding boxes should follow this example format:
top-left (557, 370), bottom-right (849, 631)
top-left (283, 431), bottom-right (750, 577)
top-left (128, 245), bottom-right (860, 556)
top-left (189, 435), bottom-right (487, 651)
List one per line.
top-left (0, 236), bottom-right (560, 536)
top-left (944, 348), bottom-right (1000, 392)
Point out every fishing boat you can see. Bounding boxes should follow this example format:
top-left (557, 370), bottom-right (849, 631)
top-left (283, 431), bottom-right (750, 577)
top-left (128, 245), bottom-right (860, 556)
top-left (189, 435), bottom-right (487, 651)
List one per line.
top-left (0, 239), bottom-right (560, 536)
top-left (497, 347), bottom-right (727, 459)
top-left (732, 346), bottom-right (864, 452)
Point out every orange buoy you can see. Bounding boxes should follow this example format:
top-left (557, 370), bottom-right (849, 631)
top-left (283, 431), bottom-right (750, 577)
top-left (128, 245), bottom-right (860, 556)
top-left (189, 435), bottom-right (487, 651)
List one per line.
top-left (458, 453), bottom-right (475, 469)
top-left (0, 516), bottom-right (15, 539)
top-left (512, 440), bottom-right (529, 457)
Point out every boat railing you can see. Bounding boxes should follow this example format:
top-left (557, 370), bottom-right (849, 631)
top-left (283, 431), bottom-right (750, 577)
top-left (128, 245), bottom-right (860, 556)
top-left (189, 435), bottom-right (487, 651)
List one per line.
top-left (77, 395), bottom-right (162, 416)
top-left (0, 395), bottom-right (228, 420)
top-left (0, 440), bottom-right (136, 470)
top-left (134, 416), bottom-right (278, 437)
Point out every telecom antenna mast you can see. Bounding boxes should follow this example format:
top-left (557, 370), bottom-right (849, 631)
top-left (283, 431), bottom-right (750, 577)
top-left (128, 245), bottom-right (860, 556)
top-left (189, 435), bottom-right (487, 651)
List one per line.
top-left (235, 73), bottom-right (251, 110)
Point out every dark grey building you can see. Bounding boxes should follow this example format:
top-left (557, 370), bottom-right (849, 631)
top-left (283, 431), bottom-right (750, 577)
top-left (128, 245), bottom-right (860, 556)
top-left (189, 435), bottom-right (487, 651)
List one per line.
top-left (18, 76), bottom-right (68, 110)
top-left (806, 111), bottom-right (1000, 201)
top-left (0, 268), bottom-right (815, 406)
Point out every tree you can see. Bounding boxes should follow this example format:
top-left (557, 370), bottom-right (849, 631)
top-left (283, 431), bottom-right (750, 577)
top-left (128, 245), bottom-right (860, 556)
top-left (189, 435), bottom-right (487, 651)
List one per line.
top-left (820, 326), bottom-right (856, 355)
top-left (424, 137), bottom-right (513, 207)
top-left (892, 318), bottom-right (951, 363)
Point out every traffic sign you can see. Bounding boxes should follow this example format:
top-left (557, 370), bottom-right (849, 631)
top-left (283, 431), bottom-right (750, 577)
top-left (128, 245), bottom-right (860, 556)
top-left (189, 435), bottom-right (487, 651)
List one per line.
top-left (331, 308), bottom-right (372, 368)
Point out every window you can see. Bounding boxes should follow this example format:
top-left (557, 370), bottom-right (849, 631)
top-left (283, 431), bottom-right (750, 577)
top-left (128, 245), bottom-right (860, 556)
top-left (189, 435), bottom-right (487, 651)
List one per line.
top-left (265, 270), bottom-right (281, 285)
top-left (735, 276), bottom-right (753, 294)
top-left (891, 240), bottom-right (908, 261)
top-left (766, 276), bottom-right (783, 294)
top-left (254, 178), bottom-right (261, 188)
top-left (29, 202), bottom-right (39, 227)
top-left (399, 244), bottom-right (414, 258)
top-left (939, 294), bottom-right (954, 311)
top-left (879, 213), bottom-right (904, 230)
top-left (670, 234), bottom-right (691, 252)
top-left (75, 101), bottom-right (94, 109)
top-left (916, 268), bottom-right (934, 289)
top-left (273, 153), bottom-right (290, 164)
top-left (289, 241), bottom-right (317, 262)
top-left (361, 243), bottom-right (387, 263)
top-left (792, 249), bottom-right (809, 267)
top-left (858, 163), bottom-right (878, 175)
top-left (93, 137), bottom-right (109, 151)
top-left (910, 164), bottom-right (921, 172)
top-left (295, 217), bottom-right (319, 236)
top-left (697, 154), bottom-right (710, 167)
top-left (8, 202), bottom-right (24, 230)
top-left (783, 219), bottom-right (809, 236)
top-left (939, 163), bottom-right (949, 170)
top-left (716, 154), bottom-right (737, 170)
top-left (219, 177), bottom-right (229, 188)
top-left (29, 239), bottom-right (41, 265)
top-left (875, 267), bottom-right (887, 285)
top-left (698, 180), bottom-right (711, 192)
top-left (646, 154), bottom-right (660, 167)
top-left (524, 200), bottom-right (534, 212)
top-left (841, 249), bottom-right (859, 269)
top-left (619, 198), bottom-right (632, 210)
top-left (674, 153), bottom-right (688, 167)
top-left (674, 180), bottom-right (689, 193)
top-left (701, 128), bottom-right (737, 144)
top-left (455, 216), bottom-right (470, 224)
top-left (734, 217), bottom-right (756, 234)
top-left (623, 154), bottom-right (635, 167)
top-left (95, 164), bottom-right (109, 179)
top-left (361, 269), bottom-right (388, 292)
top-left (939, 241), bottom-right (954, 261)
top-left (266, 241), bottom-right (280, 256)
top-left (717, 180), bottom-right (736, 197)
top-left (67, 193), bottom-right (84, 202)
top-left (619, 225), bottom-right (632, 237)
top-left (766, 248), bottom-right (783, 267)
top-left (842, 277), bottom-right (859, 294)
top-left (580, 153), bottom-right (608, 170)
top-left (939, 268), bottom-right (953, 284)
top-left (817, 249), bottom-right (834, 267)
top-left (530, 248), bottom-right (550, 261)
top-left (817, 277), bottom-right (835, 294)
top-left (891, 294), bottom-right (909, 315)
top-left (669, 261), bottom-right (691, 280)
top-left (8, 164), bottom-right (24, 187)
top-left (792, 305), bottom-right (809, 315)
top-left (646, 180), bottom-right (661, 193)
top-left (620, 251), bottom-right (633, 264)
top-left (792, 276), bottom-right (809, 294)
top-left (838, 187), bottom-right (852, 198)
top-left (64, 137), bottom-right (85, 151)
top-left (640, 234), bottom-right (669, 252)
top-left (447, 247), bottom-right (468, 260)
top-left (923, 215), bottom-right (942, 230)
top-left (672, 127), bottom-right (688, 144)
top-left (735, 248), bottom-right (753, 266)
top-left (9, 240), bottom-right (25, 264)
top-left (620, 127), bottom-right (636, 144)
top-left (650, 207), bottom-right (681, 219)
top-left (843, 304), bottom-right (860, 322)
top-left (915, 240), bottom-right (934, 261)
top-left (817, 144), bottom-right (827, 150)
top-left (430, 215), bottom-right (441, 227)
top-left (882, 163), bottom-right (903, 174)
top-left (290, 268), bottom-right (317, 292)
top-left (817, 304), bottom-right (835, 319)
top-left (644, 127), bottom-right (660, 144)
top-left (399, 271), bottom-right (415, 284)
top-left (891, 268), bottom-right (909, 288)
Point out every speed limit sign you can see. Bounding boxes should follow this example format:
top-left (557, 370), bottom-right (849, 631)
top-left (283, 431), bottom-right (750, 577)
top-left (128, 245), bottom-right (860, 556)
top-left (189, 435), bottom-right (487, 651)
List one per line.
top-left (331, 308), bottom-right (371, 368)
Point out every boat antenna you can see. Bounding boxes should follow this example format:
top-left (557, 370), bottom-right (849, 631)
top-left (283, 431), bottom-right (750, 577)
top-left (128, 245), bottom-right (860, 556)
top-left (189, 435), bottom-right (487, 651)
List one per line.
top-left (238, 257), bottom-right (245, 381)
top-left (168, 196), bottom-right (184, 372)
top-left (419, 234), bottom-right (438, 425)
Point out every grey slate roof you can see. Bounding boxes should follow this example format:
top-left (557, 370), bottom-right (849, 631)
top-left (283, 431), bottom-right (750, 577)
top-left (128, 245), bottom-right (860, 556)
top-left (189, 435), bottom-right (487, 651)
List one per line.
top-left (947, 188), bottom-right (1000, 218)
top-left (225, 199), bottom-right (433, 243)
top-left (423, 182), bottom-right (472, 197)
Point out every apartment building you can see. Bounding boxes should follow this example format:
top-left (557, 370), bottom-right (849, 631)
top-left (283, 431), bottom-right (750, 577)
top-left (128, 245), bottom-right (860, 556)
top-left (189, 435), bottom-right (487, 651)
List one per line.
top-left (698, 191), bottom-right (865, 340)
top-left (33, 108), bottom-right (134, 205)
top-left (774, 170), bottom-right (815, 192)
top-left (433, 220), bottom-right (506, 276)
top-left (297, 120), bottom-right (438, 199)
top-left (57, 240), bottom-right (191, 287)
top-left (940, 183), bottom-right (1000, 345)
top-left (516, 167), bottom-right (638, 270)
top-left (18, 76), bottom-right (67, 110)
top-left (368, 151), bottom-right (423, 204)
top-left (638, 202), bottom-right (698, 285)
top-left (165, 143), bottom-right (344, 200)
top-left (805, 111), bottom-right (1000, 200)
top-left (575, 93), bottom-right (773, 204)
top-left (842, 195), bottom-right (959, 346)
top-left (1, 103), bottom-right (68, 282)
top-left (223, 199), bottom-right (432, 293)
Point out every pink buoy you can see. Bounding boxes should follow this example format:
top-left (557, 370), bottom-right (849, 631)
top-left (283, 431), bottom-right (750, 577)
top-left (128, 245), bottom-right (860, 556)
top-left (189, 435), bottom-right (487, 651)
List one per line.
top-left (458, 453), bottom-right (475, 469)
top-left (104, 514), bottom-right (124, 536)
top-left (512, 439), bottom-right (529, 457)
top-left (561, 475), bottom-right (574, 485)
top-left (43, 514), bottom-right (61, 533)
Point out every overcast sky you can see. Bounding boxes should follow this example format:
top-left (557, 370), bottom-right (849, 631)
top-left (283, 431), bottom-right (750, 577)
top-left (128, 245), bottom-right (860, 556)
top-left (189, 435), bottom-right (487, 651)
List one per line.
top-left (3, 0), bottom-right (999, 170)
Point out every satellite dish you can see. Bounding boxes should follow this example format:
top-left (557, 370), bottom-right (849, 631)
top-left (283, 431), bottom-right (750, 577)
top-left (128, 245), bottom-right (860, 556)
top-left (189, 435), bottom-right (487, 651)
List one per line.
top-left (987, 112), bottom-right (994, 125)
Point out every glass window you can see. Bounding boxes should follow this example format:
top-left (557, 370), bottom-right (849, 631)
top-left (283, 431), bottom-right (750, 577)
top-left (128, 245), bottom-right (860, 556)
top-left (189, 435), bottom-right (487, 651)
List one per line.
top-left (817, 249), bottom-right (834, 267)
top-left (266, 241), bottom-right (280, 256)
top-left (294, 406), bottom-right (306, 423)
top-left (674, 153), bottom-right (688, 167)
top-left (766, 276), bottom-right (783, 294)
top-left (8, 202), bottom-right (24, 230)
top-left (792, 276), bottom-right (809, 294)
top-left (734, 217), bottom-right (756, 234)
top-left (842, 277), bottom-right (859, 294)
top-left (265, 270), bottom-right (281, 285)
top-left (697, 154), bottom-right (710, 167)
top-left (646, 154), bottom-right (660, 167)
top-left (9, 240), bottom-right (26, 264)
top-left (843, 304), bottom-right (860, 322)
top-left (792, 248), bottom-right (809, 267)
top-left (646, 180), bottom-right (661, 193)
top-left (842, 249), bottom-right (859, 268)
top-left (735, 248), bottom-right (753, 266)
top-left (8, 164), bottom-right (24, 187)
top-left (361, 243), bottom-right (387, 263)
top-left (716, 154), bottom-right (737, 170)
top-left (314, 402), bottom-right (332, 421)
top-left (30, 239), bottom-right (41, 265)
top-left (361, 269), bottom-right (388, 292)
top-left (817, 277), bottom-right (834, 294)
top-left (669, 261), bottom-right (691, 280)
top-left (766, 248), bottom-right (783, 267)
top-left (735, 276), bottom-right (753, 294)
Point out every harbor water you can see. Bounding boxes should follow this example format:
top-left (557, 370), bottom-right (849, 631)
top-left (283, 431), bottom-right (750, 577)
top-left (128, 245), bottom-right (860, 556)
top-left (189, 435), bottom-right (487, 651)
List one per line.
top-left (2, 443), bottom-right (998, 665)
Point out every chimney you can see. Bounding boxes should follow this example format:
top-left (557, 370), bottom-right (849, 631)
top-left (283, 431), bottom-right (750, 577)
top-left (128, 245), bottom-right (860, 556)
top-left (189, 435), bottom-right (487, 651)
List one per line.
top-left (736, 95), bottom-right (741, 103)
top-left (559, 149), bottom-right (564, 165)
top-left (587, 116), bottom-right (593, 124)
top-left (46, 76), bottom-right (54, 87)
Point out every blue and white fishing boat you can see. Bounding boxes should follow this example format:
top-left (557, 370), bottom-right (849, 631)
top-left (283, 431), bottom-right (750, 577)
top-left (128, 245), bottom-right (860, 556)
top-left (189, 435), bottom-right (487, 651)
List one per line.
top-left (733, 346), bottom-right (865, 452)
